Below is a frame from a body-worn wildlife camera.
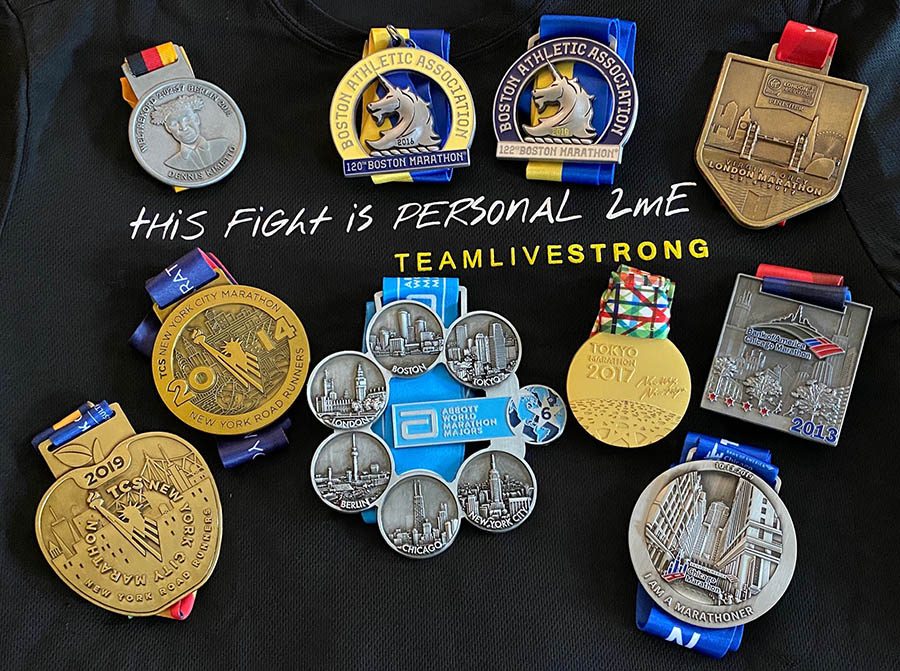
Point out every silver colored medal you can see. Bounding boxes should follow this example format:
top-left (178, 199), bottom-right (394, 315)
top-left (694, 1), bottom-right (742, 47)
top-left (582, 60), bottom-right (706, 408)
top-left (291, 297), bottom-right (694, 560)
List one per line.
top-left (307, 351), bottom-right (389, 430)
top-left (629, 459), bottom-right (797, 628)
top-left (365, 300), bottom-right (445, 377)
top-left (310, 431), bottom-right (393, 512)
top-left (123, 45), bottom-right (246, 188)
top-left (456, 450), bottom-right (536, 532)
top-left (701, 274), bottom-right (871, 444)
top-left (444, 311), bottom-right (522, 388)
top-left (377, 472), bottom-right (461, 559)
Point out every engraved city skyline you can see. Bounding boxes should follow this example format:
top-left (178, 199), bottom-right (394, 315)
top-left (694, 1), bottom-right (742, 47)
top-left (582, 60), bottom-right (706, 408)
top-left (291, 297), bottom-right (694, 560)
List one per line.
top-left (457, 452), bottom-right (535, 530)
top-left (311, 355), bottom-right (387, 428)
top-left (383, 478), bottom-right (460, 555)
top-left (445, 315), bottom-right (519, 385)
top-left (313, 433), bottom-right (391, 510)
top-left (367, 304), bottom-right (444, 367)
top-left (645, 471), bottom-right (783, 606)
top-left (702, 275), bottom-right (870, 443)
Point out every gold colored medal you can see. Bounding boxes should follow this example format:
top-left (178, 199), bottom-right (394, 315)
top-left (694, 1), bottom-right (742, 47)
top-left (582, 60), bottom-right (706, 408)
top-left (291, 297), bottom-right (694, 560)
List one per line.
top-left (34, 403), bottom-right (222, 616)
top-left (152, 283), bottom-right (309, 435)
top-left (567, 333), bottom-right (690, 448)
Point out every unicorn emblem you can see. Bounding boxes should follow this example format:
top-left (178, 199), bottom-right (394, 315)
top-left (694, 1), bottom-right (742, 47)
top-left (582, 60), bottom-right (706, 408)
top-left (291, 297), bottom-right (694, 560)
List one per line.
top-left (365, 74), bottom-right (442, 154)
top-left (523, 62), bottom-right (597, 142)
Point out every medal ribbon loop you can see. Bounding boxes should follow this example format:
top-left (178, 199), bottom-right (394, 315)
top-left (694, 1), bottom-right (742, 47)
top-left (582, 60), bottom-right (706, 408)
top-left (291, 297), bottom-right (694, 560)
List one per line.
top-left (360, 27), bottom-right (454, 184)
top-left (524, 15), bottom-right (636, 185)
top-left (591, 265), bottom-right (674, 339)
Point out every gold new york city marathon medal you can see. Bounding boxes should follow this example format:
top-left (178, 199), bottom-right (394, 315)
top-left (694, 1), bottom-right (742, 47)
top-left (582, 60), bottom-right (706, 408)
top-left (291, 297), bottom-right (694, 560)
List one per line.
top-left (152, 284), bottom-right (309, 435)
top-left (35, 404), bottom-right (222, 616)
top-left (567, 333), bottom-right (690, 448)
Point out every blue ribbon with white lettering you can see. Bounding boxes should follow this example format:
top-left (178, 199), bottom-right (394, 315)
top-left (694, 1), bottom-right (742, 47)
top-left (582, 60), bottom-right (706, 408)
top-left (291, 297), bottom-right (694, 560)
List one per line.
top-left (129, 249), bottom-right (290, 467)
top-left (32, 401), bottom-right (115, 450)
top-left (518, 15), bottom-right (636, 185)
top-left (361, 277), bottom-right (468, 523)
top-left (636, 433), bottom-right (780, 657)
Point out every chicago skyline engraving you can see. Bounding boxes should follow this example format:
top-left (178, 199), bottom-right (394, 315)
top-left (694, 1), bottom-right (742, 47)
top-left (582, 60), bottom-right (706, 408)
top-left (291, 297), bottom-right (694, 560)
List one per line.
top-left (645, 470), bottom-right (783, 606)
top-left (702, 275), bottom-right (870, 443)
top-left (312, 432), bottom-right (391, 511)
top-left (366, 302), bottom-right (444, 376)
top-left (457, 451), bottom-right (536, 531)
top-left (445, 312), bottom-right (520, 387)
top-left (310, 353), bottom-right (387, 429)
top-left (379, 475), bottom-right (460, 558)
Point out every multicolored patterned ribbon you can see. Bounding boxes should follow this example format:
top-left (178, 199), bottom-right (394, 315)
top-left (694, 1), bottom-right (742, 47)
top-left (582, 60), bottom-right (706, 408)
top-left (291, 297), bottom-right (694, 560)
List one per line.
top-left (591, 265), bottom-right (675, 338)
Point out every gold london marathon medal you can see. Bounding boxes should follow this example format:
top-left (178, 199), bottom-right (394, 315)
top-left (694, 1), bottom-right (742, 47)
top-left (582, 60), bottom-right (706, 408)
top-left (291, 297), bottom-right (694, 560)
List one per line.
top-left (567, 266), bottom-right (690, 448)
top-left (696, 20), bottom-right (867, 229)
top-left (33, 402), bottom-right (222, 617)
top-left (129, 249), bottom-right (309, 463)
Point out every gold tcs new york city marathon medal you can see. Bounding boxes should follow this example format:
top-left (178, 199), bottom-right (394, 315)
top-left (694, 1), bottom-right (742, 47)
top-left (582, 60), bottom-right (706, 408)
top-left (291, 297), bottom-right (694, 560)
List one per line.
top-left (152, 284), bottom-right (309, 436)
top-left (34, 403), bottom-right (223, 616)
top-left (566, 266), bottom-right (690, 448)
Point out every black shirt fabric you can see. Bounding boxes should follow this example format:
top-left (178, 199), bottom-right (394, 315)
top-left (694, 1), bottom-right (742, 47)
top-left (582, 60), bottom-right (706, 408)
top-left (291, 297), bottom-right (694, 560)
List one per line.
top-left (1, 1), bottom-right (898, 669)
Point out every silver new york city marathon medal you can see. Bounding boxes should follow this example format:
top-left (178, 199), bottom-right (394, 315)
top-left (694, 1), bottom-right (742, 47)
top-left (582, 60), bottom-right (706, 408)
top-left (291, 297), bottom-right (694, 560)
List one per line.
top-left (123, 45), bottom-right (246, 188)
top-left (307, 282), bottom-right (565, 559)
top-left (629, 459), bottom-right (797, 628)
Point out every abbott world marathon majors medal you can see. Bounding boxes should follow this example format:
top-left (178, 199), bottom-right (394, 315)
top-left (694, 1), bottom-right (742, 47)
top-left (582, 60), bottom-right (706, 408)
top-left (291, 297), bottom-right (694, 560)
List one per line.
top-left (121, 42), bottom-right (246, 189)
top-left (567, 266), bottom-right (689, 448)
top-left (32, 402), bottom-right (222, 619)
top-left (493, 15), bottom-right (637, 185)
top-left (330, 26), bottom-right (474, 183)
top-left (629, 433), bottom-right (797, 658)
top-left (696, 21), bottom-right (867, 228)
top-left (129, 249), bottom-right (309, 467)
top-left (307, 278), bottom-right (566, 558)
top-left (701, 265), bottom-right (871, 445)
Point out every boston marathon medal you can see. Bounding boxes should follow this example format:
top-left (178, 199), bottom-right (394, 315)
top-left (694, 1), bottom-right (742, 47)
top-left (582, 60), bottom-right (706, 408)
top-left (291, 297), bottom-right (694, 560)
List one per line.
top-left (330, 47), bottom-right (475, 178)
top-left (493, 36), bottom-right (638, 164)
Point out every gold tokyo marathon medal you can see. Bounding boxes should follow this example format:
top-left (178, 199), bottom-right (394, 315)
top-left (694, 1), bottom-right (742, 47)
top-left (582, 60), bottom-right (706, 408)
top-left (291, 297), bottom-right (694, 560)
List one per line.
top-left (695, 24), bottom-right (867, 229)
top-left (567, 333), bottom-right (690, 448)
top-left (35, 404), bottom-right (222, 616)
top-left (152, 284), bottom-right (309, 435)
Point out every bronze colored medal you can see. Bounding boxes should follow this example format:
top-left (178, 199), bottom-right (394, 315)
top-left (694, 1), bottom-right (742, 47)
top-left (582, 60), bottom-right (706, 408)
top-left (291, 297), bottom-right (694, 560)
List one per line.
top-left (152, 283), bottom-right (309, 435)
top-left (567, 333), bottom-right (690, 448)
top-left (34, 403), bottom-right (223, 616)
top-left (695, 28), bottom-right (867, 229)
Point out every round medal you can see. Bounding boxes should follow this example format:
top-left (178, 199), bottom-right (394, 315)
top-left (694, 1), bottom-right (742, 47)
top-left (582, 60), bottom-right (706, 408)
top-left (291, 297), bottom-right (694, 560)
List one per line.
top-left (129, 78), bottom-right (246, 188)
top-left (35, 431), bottom-right (223, 616)
top-left (310, 431), bottom-right (393, 512)
top-left (152, 283), bottom-right (309, 435)
top-left (377, 472), bottom-right (461, 559)
top-left (506, 384), bottom-right (567, 445)
top-left (307, 351), bottom-right (389, 430)
top-left (365, 300), bottom-right (445, 378)
top-left (629, 459), bottom-right (796, 628)
top-left (444, 311), bottom-right (522, 389)
top-left (457, 450), bottom-right (537, 532)
top-left (566, 332), bottom-right (690, 447)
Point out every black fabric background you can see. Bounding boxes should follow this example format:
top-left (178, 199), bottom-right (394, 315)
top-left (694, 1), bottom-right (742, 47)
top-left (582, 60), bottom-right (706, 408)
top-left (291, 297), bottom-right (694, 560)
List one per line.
top-left (1, 1), bottom-right (899, 669)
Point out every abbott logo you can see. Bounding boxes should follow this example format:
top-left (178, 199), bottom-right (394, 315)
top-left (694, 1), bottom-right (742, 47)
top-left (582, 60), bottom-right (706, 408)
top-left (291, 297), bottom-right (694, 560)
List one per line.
top-left (397, 408), bottom-right (438, 440)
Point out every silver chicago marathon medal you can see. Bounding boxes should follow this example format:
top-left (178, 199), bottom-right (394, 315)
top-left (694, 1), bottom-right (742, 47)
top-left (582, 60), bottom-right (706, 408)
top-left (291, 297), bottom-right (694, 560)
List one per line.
top-left (307, 283), bottom-right (566, 558)
top-left (123, 44), bottom-right (246, 188)
top-left (701, 274), bottom-right (871, 445)
top-left (629, 458), bottom-right (797, 628)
